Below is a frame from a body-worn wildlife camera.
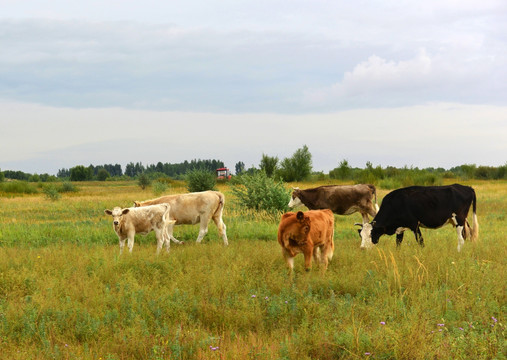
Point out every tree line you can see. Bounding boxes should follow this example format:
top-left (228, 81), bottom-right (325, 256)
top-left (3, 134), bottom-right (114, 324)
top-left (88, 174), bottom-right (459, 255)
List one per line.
top-left (1, 145), bottom-right (506, 183)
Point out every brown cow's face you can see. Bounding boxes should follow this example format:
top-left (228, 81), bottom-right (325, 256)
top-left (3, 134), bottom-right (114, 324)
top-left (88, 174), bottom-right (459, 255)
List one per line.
top-left (104, 207), bottom-right (130, 227)
top-left (286, 211), bottom-right (310, 245)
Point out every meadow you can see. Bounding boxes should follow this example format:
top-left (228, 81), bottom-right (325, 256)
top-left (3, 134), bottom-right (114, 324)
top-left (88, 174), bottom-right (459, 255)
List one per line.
top-left (0, 180), bottom-right (505, 359)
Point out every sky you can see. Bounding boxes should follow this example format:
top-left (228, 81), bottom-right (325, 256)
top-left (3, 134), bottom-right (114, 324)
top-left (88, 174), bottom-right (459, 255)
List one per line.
top-left (1, 0), bottom-right (506, 175)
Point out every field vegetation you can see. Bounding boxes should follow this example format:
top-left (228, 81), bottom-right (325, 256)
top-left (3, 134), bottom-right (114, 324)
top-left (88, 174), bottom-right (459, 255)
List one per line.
top-left (0, 179), bottom-right (505, 359)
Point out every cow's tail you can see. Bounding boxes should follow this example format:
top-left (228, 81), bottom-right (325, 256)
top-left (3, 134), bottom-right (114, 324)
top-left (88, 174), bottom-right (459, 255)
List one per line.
top-left (470, 189), bottom-right (479, 242)
top-left (370, 184), bottom-right (379, 213)
top-left (162, 204), bottom-right (171, 223)
top-left (213, 192), bottom-right (225, 218)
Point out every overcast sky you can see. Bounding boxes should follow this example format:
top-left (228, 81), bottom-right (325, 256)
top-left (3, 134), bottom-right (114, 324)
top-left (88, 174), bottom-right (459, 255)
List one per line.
top-left (1, 0), bottom-right (506, 175)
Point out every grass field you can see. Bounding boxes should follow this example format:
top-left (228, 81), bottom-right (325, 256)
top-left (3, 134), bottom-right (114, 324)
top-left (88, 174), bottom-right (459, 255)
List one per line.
top-left (0, 180), bottom-right (505, 359)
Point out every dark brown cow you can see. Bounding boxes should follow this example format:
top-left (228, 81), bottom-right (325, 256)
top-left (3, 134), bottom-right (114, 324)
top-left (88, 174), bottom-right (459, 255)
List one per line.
top-left (277, 210), bottom-right (335, 272)
top-left (289, 184), bottom-right (378, 223)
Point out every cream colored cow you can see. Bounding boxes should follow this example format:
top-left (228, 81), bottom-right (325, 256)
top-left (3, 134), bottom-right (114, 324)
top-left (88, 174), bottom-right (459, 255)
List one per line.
top-left (104, 204), bottom-right (175, 254)
top-left (134, 190), bottom-right (228, 245)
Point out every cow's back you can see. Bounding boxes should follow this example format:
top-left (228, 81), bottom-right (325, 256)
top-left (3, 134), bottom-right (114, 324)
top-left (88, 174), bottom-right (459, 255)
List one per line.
top-left (376, 184), bottom-right (475, 228)
top-left (136, 191), bottom-right (223, 225)
top-left (304, 185), bottom-right (373, 214)
top-left (306, 209), bottom-right (334, 245)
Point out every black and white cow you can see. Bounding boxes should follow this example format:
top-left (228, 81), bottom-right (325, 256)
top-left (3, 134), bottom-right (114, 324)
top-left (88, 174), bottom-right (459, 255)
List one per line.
top-left (356, 184), bottom-right (479, 251)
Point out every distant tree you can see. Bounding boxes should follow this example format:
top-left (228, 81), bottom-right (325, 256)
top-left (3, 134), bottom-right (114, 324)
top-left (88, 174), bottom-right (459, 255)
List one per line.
top-left (186, 169), bottom-right (216, 192)
top-left (278, 145), bottom-right (312, 182)
top-left (57, 168), bottom-right (70, 178)
top-left (0, 169), bottom-right (4, 182)
top-left (329, 159), bottom-right (352, 180)
top-left (70, 165), bottom-right (92, 181)
top-left (259, 154), bottom-right (278, 177)
top-left (97, 168), bottom-right (110, 181)
top-left (137, 173), bottom-right (151, 190)
top-left (235, 161), bottom-right (245, 175)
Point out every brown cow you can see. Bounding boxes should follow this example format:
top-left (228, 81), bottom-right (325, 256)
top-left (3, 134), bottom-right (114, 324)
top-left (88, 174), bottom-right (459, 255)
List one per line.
top-left (289, 184), bottom-right (378, 223)
top-left (277, 209), bottom-right (335, 272)
top-left (134, 190), bottom-right (228, 245)
top-left (104, 204), bottom-right (175, 254)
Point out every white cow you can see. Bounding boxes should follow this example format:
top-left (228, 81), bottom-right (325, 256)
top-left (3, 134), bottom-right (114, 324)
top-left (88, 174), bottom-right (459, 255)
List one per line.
top-left (104, 204), bottom-right (175, 254)
top-left (134, 190), bottom-right (228, 245)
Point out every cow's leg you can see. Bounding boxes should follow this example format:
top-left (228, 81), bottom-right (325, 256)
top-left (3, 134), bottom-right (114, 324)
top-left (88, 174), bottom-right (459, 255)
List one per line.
top-left (396, 232), bottom-right (404, 247)
top-left (312, 246), bottom-right (322, 265)
top-left (395, 227), bottom-right (408, 247)
top-left (414, 227), bottom-right (424, 247)
top-left (155, 229), bottom-right (165, 255)
top-left (282, 249), bottom-right (295, 272)
top-left (166, 223), bottom-right (183, 244)
top-left (127, 231), bottom-right (135, 253)
top-left (212, 211), bottom-right (228, 245)
top-left (303, 247), bottom-right (313, 272)
top-left (118, 236), bottom-right (126, 255)
top-left (456, 225), bottom-right (465, 252)
top-left (196, 218), bottom-right (209, 243)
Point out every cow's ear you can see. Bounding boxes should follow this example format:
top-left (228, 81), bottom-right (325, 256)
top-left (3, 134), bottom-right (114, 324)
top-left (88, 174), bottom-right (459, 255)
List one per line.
top-left (104, 209), bottom-right (112, 216)
top-left (122, 208), bottom-right (130, 215)
top-left (134, 201), bottom-right (140, 207)
top-left (296, 211), bottom-right (304, 221)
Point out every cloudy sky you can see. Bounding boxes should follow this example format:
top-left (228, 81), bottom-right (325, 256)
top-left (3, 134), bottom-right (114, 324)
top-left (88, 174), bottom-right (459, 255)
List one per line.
top-left (1, 0), bottom-right (506, 175)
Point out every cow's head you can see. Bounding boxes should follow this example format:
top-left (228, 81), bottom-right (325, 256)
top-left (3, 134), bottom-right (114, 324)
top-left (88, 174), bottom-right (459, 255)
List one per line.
top-left (287, 211), bottom-right (311, 245)
top-left (288, 187), bottom-right (303, 208)
top-left (355, 221), bottom-right (382, 249)
top-left (355, 222), bottom-right (378, 250)
top-left (104, 207), bottom-right (130, 227)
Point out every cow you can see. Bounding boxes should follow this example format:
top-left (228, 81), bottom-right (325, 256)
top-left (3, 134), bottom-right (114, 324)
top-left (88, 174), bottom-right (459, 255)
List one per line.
top-left (289, 184), bottom-right (379, 223)
top-left (356, 184), bottom-right (479, 251)
top-left (104, 204), bottom-right (175, 254)
top-left (134, 190), bottom-right (228, 245)
top-left (277, 209), bottom-right (335, 273)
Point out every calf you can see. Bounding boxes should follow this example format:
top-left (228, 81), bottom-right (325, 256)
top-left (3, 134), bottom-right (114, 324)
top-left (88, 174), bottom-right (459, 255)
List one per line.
top-left (277, 209), bottom-right (335, 272)
top-left (289, 184), bottom-right (378, 223)
top-left (134, 190), bottom-right (228, 245)
top-left (357, 184), bottom-right (479, 251)
top-left (104, 204), bottom-right (175, 254)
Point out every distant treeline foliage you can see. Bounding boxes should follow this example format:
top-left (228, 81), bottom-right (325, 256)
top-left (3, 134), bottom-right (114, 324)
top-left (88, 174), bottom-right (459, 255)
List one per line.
top-left (1, 160), bottom-right (506, 184)
top-left (54, 159), bottom-right (224, 181)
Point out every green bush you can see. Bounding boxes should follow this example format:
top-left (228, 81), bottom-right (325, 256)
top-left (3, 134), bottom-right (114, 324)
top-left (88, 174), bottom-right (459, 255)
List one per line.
top-left (60, 181), bottom-right (78, 193)
top-left (0, 181), bottom-right (38, 194)
top-left (43, 185), bottom-right (61, 201)
top-left (231, 171), bottom-right (291, 213)
top-left (152, 180), bottom-right (169, 196)
top-left (186, 169), bottom-right (216, 192)
top-left (137, 173), bottom-right (151, 190)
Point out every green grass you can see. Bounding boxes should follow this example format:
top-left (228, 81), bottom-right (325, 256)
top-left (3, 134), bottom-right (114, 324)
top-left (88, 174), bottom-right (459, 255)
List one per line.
top-left (0, 180), bottom-right (505, 359)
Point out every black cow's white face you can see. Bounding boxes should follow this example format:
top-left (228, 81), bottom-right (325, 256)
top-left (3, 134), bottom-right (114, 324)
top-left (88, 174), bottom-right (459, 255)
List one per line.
top-left (358, 223), bottom-right (375, 249)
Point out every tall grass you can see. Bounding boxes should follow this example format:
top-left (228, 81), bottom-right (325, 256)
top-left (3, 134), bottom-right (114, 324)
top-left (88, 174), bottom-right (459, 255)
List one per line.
top-left (0, 180), bottom-right (505, 359)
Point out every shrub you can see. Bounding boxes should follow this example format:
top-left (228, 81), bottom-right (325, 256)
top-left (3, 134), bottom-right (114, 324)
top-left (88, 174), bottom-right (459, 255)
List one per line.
top-left (97, 168), bottom-right (110, 181)
top-left (186, 169), bottom-right (216, 192)
top-left (152, 180), bottom-right (169, 196)
top-left (231, 171), bottom-right (291, 213)
top-left (137, 173), bottom-right (151, 190)
top-left (60, 182), bottom-right (78, 193)
top-left (43, 185), bottom-right (61, 201)
top-left (0, 181), bottom-right (38, 194)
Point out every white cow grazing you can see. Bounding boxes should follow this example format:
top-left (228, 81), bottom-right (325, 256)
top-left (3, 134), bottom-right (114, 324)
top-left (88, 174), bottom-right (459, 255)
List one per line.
top-left (104, 204), bottom-right (175, 254)
top-left (134, 190), bottom-right (228, 245)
